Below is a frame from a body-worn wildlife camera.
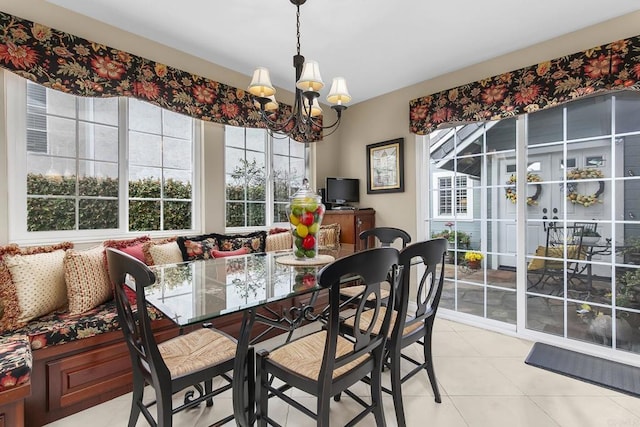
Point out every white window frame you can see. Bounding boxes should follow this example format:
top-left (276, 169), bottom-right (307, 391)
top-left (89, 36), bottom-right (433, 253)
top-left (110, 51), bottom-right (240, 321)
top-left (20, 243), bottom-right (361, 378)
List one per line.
top-left (224, 126), bottom-right (308, 232)
top-left (5, 73), bottom-right (201, 245)
top-left (431, 171), bottom-right (473, 220)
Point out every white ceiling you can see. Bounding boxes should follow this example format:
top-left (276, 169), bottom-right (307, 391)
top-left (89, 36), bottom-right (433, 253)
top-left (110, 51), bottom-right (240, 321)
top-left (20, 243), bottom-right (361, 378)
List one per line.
top-left (47, 0), bottom-right (640, 105)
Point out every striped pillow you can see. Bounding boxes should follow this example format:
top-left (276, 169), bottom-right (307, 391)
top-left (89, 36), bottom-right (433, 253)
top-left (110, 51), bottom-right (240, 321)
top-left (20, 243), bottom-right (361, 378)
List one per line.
top-left (64, 246), bottom-right (113, 315)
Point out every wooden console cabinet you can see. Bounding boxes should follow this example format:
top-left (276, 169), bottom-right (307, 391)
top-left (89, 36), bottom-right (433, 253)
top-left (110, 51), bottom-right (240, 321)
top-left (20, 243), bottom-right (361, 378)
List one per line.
top-left (322, 209), bottom-right (375, 252)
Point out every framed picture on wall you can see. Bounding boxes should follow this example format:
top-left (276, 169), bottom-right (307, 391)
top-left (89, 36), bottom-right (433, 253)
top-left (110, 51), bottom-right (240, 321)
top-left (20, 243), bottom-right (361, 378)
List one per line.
top-left (366, 138), bottom-right (404, 194)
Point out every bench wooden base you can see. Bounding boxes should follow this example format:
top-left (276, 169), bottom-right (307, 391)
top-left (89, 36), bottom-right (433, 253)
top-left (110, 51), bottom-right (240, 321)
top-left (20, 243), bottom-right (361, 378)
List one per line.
top-left (25, 318), bottom-right (178, 427)
top-left (0, 382), bottom-right (30, 427)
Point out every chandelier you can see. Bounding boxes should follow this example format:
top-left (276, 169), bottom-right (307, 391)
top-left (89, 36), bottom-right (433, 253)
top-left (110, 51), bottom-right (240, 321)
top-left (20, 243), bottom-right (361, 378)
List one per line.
top-left (248, 0), bottom-right (351, 141)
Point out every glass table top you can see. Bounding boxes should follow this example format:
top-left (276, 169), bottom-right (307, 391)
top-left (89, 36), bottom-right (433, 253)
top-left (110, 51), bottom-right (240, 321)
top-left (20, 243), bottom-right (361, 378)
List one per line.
top-left (140, 252), bottom-right (323, 326)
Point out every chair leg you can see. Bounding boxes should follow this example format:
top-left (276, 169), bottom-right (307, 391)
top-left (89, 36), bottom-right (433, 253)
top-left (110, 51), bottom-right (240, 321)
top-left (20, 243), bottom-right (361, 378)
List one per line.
top-left (423, 326), bottom-right (441, 403)
top-left (317, 393), bottom-right (331, 427)
top-left (156, 387), bottom-right (173, 427)
top-left (128, 375), bottom-right (144, 427)
top-left (390, 348), bottom-right (406, 427)
top-left (257, 355), bottom-right (268, 427)
top-left (205, 379), bottom-right (214, 407)
top-left (370, 357), bottom-right (387, 427)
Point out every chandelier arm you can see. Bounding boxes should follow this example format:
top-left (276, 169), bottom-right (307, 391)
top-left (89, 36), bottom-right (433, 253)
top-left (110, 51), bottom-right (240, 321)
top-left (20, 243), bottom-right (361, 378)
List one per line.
top-left (308, 107), bottom-right (345, 131)
top-left (258, 108), bottom-right (296, 133)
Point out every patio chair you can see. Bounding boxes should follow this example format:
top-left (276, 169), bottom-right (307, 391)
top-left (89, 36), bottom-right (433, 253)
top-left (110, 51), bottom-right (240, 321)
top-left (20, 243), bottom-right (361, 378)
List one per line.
top-left (256, 247), bottom-right (400, 426)
top-left (527, 224), bottom-right (587, 295)
top-left (106, 248), bottom-right (238, 427)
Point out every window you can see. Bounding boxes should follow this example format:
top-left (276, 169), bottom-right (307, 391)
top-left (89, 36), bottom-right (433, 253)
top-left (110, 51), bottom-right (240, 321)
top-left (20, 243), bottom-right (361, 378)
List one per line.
top-left (7, 75), bottom-right (199, 241)
top-left (128, 99), bottom-right (195, 231)
top-left (432, 172), bottom-right (473, 220)
top-left (224, 126), bottom-right (307, 229)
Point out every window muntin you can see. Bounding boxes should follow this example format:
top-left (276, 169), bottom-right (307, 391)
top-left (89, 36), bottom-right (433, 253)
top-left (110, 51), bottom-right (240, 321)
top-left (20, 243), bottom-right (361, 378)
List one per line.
top-left (224, 126), bottom-right (307, 229)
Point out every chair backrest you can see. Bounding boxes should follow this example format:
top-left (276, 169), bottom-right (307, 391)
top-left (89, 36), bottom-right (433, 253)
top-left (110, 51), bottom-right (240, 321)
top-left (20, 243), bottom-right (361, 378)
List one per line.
top-left (106, 248), bottom-right (170, 385)
top-left (573, 221), bottom-right (598, 235)
top-left (359, 227), bottom-right (411, 249)
top-left (317, 247), bottom-right (399, 378)
top-left (546, 224), bottom-right (586, 261)
top-left (394, 238), bottom-right (448, 339)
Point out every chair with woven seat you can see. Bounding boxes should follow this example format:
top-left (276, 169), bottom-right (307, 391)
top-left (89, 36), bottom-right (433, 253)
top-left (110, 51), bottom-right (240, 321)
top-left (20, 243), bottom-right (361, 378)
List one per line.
top-left (256, 247), bottom-right (400, 427)
top-left (340, 227), bottom-right (411, 305)
top-left (341, 237), bottom-right (448, 427)
top-left (106, 248), bottom-right (239, 427)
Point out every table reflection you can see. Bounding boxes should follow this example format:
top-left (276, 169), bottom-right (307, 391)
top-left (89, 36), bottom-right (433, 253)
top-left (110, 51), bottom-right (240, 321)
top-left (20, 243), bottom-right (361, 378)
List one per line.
top-left (143, 252), bottom-right (322, 327)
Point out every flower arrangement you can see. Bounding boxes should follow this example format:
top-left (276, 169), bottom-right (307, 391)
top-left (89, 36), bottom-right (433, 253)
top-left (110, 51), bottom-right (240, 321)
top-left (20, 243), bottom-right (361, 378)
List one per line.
top-left (464, 251), bottom-right (484, 262)
top-left (505, 173), bottom-right (542, 205)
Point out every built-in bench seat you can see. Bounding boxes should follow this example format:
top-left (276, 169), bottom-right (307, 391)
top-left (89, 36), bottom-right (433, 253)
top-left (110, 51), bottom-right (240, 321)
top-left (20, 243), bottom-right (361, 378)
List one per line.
top-left (0, 228), bottom-right (341, 426)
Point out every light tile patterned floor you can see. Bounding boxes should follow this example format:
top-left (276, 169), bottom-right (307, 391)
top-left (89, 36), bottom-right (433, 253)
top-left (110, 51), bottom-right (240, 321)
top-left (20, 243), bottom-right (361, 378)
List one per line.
top-left (44, 319), bottom-right (640, 427)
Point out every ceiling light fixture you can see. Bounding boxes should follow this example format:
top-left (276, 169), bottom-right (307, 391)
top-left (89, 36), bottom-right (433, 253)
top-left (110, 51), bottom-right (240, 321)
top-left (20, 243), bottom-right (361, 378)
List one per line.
top-left (248, 0), bottom-right (351, 141)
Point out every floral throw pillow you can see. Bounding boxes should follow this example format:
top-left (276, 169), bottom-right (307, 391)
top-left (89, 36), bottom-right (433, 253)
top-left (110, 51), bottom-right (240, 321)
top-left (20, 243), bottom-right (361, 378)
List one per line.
top-left (176, 234), bottom-right (219, 261)
top-left (212, 231), bottom-right (267, 254)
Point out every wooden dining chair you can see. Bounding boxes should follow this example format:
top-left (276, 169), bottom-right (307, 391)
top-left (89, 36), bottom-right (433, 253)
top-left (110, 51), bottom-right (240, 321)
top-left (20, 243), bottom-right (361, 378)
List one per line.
top-left (340, 227), bottom-right (411, 307)
top-left (341, 237), bottom-right (448, 427)
top-left (256, 247), bottom-right (400, 427)
top-left (359, 226), bottom-right (412, 250)
top-left (106, 248), bottom-right (239, 427)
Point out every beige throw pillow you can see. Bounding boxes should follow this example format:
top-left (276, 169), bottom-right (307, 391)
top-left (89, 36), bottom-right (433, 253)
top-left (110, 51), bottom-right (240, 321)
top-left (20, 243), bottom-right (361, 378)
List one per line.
top-left (4, 249), bottom-right (68, 324)
top-left (64, 246), bottom-right (113, 315)
top-left (265, 232), bottom-right (293, 252)
top-left (143, 239), bottom-right (183, 265)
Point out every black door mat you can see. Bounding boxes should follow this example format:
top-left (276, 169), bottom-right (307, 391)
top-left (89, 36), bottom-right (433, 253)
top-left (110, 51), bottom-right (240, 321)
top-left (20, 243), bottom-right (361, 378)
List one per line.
top-left (525, 342), bottom-right (640, 397)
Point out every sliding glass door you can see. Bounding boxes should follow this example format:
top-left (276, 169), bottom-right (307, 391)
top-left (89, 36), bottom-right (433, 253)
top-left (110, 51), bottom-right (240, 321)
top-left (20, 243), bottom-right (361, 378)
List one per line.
top-left (525, 92), bottom-right (640, 354)
top-left (425, 91), bottom-right (640, 357)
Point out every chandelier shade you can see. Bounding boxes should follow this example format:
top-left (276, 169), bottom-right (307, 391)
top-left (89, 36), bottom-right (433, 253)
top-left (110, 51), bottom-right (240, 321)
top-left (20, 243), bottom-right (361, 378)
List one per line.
top-left (327, 77), bottom-right (352, 105)
top-left (248, 67), bottom-right (275, 98)
top-left (296, 60), bottom-right (324, 92)
top-left (249, 0), bottom-right (350, 142)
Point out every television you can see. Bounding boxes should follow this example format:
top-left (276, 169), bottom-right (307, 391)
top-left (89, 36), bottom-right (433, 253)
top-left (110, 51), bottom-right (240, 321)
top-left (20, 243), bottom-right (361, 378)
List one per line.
top-left (326, 177), bottom-right (359, 207)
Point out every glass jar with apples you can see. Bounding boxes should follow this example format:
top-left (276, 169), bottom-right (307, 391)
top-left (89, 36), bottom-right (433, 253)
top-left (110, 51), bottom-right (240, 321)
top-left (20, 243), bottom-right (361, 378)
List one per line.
top-left (287, 180), bottom-right (325, 260)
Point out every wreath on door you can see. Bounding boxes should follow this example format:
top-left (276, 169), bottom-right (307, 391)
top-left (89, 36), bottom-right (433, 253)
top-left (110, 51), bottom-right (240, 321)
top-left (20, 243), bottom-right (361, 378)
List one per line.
top-left (505, 173), bottom-right (542, 206)
top-left (566, 168), bottom-right (605, 207)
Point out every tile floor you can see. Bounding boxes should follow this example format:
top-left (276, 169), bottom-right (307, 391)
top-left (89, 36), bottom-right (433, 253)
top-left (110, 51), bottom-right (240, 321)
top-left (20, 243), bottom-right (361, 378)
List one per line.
top-left (44, 319), bottom-right (640, 427)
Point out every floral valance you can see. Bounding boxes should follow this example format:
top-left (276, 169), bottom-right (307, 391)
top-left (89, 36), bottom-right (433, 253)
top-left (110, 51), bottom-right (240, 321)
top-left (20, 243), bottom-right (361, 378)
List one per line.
top-left (0, 11), bottom-right (321, 142)
top-left (410, 35), bottom-right (640, 135)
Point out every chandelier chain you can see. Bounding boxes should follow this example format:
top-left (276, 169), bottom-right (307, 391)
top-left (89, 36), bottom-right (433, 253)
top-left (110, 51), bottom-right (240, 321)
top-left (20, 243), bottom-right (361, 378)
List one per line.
top-left (296, 5), bottom-right (301, 56)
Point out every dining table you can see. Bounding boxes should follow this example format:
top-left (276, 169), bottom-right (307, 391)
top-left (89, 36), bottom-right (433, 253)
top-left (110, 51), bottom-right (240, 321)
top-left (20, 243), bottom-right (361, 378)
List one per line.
top-left (140, 250), bottom-right (336, 427)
